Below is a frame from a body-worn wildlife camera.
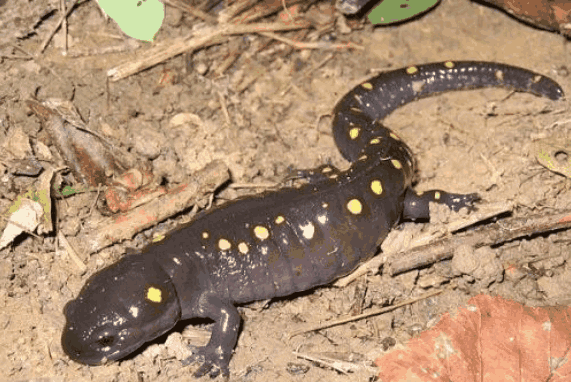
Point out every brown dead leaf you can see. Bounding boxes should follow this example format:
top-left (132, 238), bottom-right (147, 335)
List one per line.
top-left (376, 294), bottom-right (571, 381)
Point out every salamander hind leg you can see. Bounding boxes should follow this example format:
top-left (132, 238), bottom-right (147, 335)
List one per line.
top-left (402, 188), bottom-right (480, 221)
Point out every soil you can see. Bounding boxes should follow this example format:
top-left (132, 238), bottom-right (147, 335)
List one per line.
top-left (1, 0), bottom-right (570, 381)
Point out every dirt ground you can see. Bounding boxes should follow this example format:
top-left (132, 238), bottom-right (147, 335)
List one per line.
top-left (1, 0), bottom-right (570, 381)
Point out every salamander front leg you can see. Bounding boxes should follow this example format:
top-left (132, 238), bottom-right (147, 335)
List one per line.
top-left (288, 164), bottom-right (343, 184)
top-left (402, 188), bottom-right (480, 221)
top-left (183, 293), bottom-right (241, 378)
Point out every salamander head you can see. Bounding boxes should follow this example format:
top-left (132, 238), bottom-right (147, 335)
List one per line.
top-left (62, 255), bottom-right (181, 365)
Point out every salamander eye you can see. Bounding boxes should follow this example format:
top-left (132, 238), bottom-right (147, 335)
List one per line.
top-left (96, 335), bottom-right (115, 348)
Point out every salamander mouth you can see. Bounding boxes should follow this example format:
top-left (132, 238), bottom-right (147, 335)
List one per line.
top-left (61, 329), bottom-right (105, 365)
top-left (61, 326), bottom-right (144, 366)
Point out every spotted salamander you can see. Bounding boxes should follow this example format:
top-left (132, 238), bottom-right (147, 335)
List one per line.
top-left (62, 61), bottom-right (564, 378)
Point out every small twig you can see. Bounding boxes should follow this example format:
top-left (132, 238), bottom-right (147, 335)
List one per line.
top-left (292, 351), bottom-right (356, 374)
top-left (37, 0), bottom-right (82, 55)
top-left (212, 47), bottom-right (242, 77)
top-left (281, 0), bottom-right (294, 20)
top-left (108, 30), bottom-right (227, 81)
top-left (218, 0), bottom-right (259, 23)
top-left (0, 54), bottom-right (33, 60)
top-left (57, 231), bottom-right (87, 274)
top-left (107, 21), bottom-right (311, 81)
top-left (229, 182), bottom-right (278, 189)
top-left (275, 29), bottom-right (309, 57)
top-left (60, 0), bottom-right (68, 54)
top-left (388, 208), bottom-right (571, 276)
top-left (87, 184), bottom-right (104, 217)
top-left (308, 52), bottom-right (335, 73)
top-left (336, 201), bottom-right (513, 286)
top-left (229, 0), bottom-right (305, 24)
top-left (288, 289), bottom-right (444, 338)
top-left (70, 160), bottom-right (230, 254)
top-left (222, 20), bottom-right (312, 34)
top-left (217, 91), bottom-right (231, 126)
top-left (163, 0), bottom-right (218, 24)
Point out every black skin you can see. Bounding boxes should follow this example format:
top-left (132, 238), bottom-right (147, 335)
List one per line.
top-left (61, 61), bottom-right (564, 378)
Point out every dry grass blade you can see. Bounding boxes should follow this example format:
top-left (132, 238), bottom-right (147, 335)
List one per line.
top-left (288, 289), bottom-right (444, 338)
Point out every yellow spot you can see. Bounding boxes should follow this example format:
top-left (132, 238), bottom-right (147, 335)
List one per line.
top-left (358, 154), bottom-right (368, 161)
top-left (495, 70), bottom-right (505, 82)
top-left (434, 191), bottom-right (441, 200)
top-left (391, 159), bottom-right (402, 169)
top-left (370, 180), bottom-right (383, 195)
top-left (406, 66), bottom-right (418, 75)
top-left (202, 231), bottom-right (209, 240)
top-left (146, 286), bottom-right (162, 303)
top-left (254, 225), bottom-right (270, 240)
top-left (533, 75), bottom-right (542, 84)
top-left (349, 127), bottom-right (360, 140)
top-left (346, 199), bottom-right (363, 215)
top-left (361, 82), bottom-right (373, 90)
top-left (321, 167), bottom-right (333, 173)
top-left (238, 242), bottom-right (249, 255)
top-left (369, 138), bottom-right (381, 145)
top-left (218, 238), bottom-right (231, 251)
top-left (350, 107), bottom-right (363, 114)
top-left (275, 215), bottom-right (285, 224)
top-left (444, 61), bottom-right (455, 68)
top-left (389, 132), bottom-right (400, 141)
top-left (322, 202), bottom-right (329, 209)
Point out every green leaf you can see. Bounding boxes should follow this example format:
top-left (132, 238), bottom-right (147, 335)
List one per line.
top-left (98, 0), bottom-right (165, 41)
top-left (368, 0), bottom-right (439, 25)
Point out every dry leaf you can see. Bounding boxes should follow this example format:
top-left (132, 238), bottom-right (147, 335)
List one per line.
top-left (0, 198), bottom-right (43, 250)
top-left (376, 294), bottom-right (571, 381)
